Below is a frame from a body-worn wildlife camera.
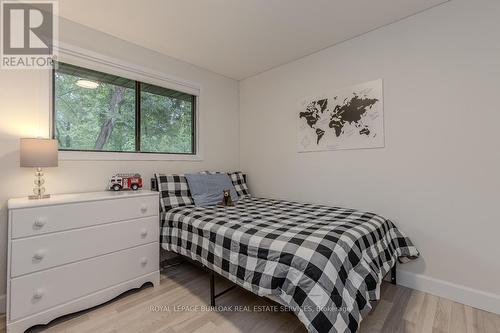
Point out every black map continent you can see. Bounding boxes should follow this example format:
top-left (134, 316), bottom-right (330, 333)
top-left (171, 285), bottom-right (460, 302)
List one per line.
top-left (299, 95), bottom-right (378, 144)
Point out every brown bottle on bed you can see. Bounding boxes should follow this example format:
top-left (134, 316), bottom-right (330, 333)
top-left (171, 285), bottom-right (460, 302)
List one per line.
top-left (219, 189), bottom-right (234, 207)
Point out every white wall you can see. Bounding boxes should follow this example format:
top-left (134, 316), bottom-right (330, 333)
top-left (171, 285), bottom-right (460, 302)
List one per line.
top-left (240, 0), bottom-right (500, 313)
top-left (0, 18), bottom-right (240, 300)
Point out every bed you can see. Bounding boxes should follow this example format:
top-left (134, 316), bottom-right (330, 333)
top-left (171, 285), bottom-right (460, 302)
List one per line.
top-left (158, 188), bottom-right (419, 333)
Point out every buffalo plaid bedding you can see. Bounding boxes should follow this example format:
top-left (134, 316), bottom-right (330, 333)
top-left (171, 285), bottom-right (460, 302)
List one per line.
top-left (161, 197), bottom-right (419, 333)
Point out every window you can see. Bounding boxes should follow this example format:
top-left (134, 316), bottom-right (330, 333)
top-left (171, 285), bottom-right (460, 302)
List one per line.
top-left (140, 83), bottom-right (194, 154)
top-left (53, 62), bottom-right (196, 155)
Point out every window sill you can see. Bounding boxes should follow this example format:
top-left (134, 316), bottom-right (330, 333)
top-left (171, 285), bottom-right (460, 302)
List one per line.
top-left (59, 150), bottom-right (203, 161)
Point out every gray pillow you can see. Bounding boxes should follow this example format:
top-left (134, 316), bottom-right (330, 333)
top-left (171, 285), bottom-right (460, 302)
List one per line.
top-left (185, 173), bottom-right (238, 206)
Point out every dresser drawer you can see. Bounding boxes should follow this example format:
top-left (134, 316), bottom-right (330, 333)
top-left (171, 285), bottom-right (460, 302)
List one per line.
top-left (11, 195), bottom-right (158, 239)
top-left (10, 216), bottom-right (159, 277)
top-left (10, 242), bottom-right (158, 321)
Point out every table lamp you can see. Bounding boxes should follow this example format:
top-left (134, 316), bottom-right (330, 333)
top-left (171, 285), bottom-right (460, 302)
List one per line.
top-left (20, 138), bottom-right (58, 199)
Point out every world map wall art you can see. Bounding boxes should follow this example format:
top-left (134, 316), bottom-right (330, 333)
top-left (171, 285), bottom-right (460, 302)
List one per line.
top-left (297, 79), bottom-right (384, 152)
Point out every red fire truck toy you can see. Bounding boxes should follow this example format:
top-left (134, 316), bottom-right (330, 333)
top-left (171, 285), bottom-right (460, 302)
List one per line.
top-left (108, 173), bottom-right (143, 191)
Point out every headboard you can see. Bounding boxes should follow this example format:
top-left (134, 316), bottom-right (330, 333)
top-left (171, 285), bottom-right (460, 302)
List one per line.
top-left (151, 177), bottom-right (159, 191)
top-left (150, 174), bottom-right (247, 191)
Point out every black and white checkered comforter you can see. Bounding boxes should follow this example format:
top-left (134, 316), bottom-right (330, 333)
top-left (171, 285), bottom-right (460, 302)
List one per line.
top-left (161, 197), bottom-right (419, 333)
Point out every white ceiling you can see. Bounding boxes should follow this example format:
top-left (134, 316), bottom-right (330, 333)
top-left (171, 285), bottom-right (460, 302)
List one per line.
top-left (58, 0), bottom-right (448, 80)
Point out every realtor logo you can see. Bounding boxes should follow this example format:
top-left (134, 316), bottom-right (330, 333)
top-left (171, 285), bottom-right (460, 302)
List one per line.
top-left (1, 0), bottom-right (58, 69)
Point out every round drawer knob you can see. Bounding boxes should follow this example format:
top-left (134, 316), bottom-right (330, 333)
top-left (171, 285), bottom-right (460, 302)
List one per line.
top-left (33, 288), bottom-right (44, 299)
top-left (34, 218), bottom-right (46, 228)
top-left (140, 229), bottom-right (148, 237)
top-left (33, 250), bottom-right (46, 260)
top-left (140, 204), bottom-right (148, 213)
top-left (140, 257), bottom-right (148, 266)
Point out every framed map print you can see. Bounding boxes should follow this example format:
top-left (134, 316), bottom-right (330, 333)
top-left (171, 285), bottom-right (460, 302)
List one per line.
top-left (297, 79), bottom-right (384, 152)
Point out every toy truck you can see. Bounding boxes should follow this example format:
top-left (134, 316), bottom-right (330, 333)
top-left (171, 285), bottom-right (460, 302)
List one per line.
top-left (108, 173), bottom-right (143, 191)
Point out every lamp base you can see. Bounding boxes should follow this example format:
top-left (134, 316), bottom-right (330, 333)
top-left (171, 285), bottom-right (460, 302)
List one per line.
top-left (28, 194), bottom-right (51, 200)
top-left (30, 167), bottom-right (51, 200)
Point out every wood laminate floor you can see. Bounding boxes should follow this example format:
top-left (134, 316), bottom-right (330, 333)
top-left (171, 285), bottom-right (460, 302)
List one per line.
top-left (0, 262), bottom-right (495, 333)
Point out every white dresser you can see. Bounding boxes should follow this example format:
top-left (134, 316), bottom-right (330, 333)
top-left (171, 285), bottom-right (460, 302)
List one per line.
top-left (6, 190), bottom-right (160, 333)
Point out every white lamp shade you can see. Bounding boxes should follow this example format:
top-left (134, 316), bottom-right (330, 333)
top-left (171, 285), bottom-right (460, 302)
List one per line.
top-left (20, 138), bottom-right (59, 167)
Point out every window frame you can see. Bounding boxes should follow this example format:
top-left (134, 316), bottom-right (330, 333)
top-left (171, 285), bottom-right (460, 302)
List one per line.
top-left (51, 58), bottom-right (200, 161)
top-left (52, 64), bottom-right (196, 155)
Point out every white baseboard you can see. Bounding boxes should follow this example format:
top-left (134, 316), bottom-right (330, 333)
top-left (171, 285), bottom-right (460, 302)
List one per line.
top-left (397, 269), bottom-right (500, 315)
top-left (0, 294), bottom-right (5, 314)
